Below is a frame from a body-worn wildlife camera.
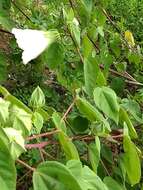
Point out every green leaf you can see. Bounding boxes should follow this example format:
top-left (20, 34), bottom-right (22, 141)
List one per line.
top-left (11, 106), bottom-right (32, 137)
top-left (110, 34), bottom-right (121, 57)
top-left (33, 112), bottom-right (43, 134)
top-left (76, 97), bottom-right (104, 122)
top-left (76, 97), bottom-right (110, 132)
top-left (52, 112), bottom-right (79, 160)
top-left (96, 26), bottom-right (104, 37)
top-left (80, 0), bottom-right (93, 14)
top-left (121, 99), bottom-right (142, 123)
top-left (84, 55), bottom-right (99, 96)
top-left (82, 166), bottom-right (109, 190)
top-left (67, 160), bottom-right (108, 190)
top-left (0, 98), bottom-right (10, 124)
top-left (36, 108), bottom-right (50, 121)
top-left (42, 42), bottom-right (64, 69)
top-left (94, 86), bottom-right (119, 123)
top-left (88, 137), bottom-right (100, 173)
top-left (101, 144), bottom-right (113, 164)
top-left (103, 177), bottom-right (124, 190)
top-left (0, 12), bottom-right (13, 30)
top-left (82, 35), bottom-right (93, 59)
top-left (29, 86), bottom-right (45, 109)
top-left (0, 128), bottom-right (9, 149)
top-left (64, 9), bottom-right (80, 47)
top-left (66, 160), bottom-right (83, 177)
top-left (96, 70), bottom-right (107, 86)
top-left (5, 94), bottom-right (32, 114)
top-left (122, 129), bottom-right (141, 185)
top-left (3, 128), bottom-right (25, 159)
top-left (70, 18), bottom-right (81, 47)
top-left (0, 148), bottom-right (16, 190)
top-left (71, 116), bottom-right (89, 133)
top-left (119, 107), bottom-right (138, 139)
top-left (94, 8), bottom-right (106, 26)
top-left (33, 161), bottom-right (82, 190)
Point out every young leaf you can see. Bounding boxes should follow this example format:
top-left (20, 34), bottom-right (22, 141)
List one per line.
top-left (33, 112), bottom-right (43, 134)
top-left (94, 86), bottom-right (119, 123)
top-left (124, 30), bottom-right (135, 47)
top-left (12, 28), bottom-right (60, 64)
top-left (29, 86), bottom-right (45, 109)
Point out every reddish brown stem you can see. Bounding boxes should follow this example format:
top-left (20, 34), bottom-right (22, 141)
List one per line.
top-left (25, 133), bottom-right (123, 149)
top-left (26, 129), bottom-right (60, 141)
top-left (25, 141), bottom-right (58, 149)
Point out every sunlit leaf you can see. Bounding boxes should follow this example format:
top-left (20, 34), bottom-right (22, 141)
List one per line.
top-left (33, 161), bottom-right (82, 190)
top-left (3, 128), bottom-right (25, 159)
top-left (94, 87), bottom-right (119, 123)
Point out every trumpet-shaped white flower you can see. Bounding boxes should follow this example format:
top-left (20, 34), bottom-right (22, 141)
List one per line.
top-left (12, 28), bottom-right (59, 64)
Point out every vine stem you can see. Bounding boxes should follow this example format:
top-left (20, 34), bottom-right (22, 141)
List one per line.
top-left (100, 159), bottom-right (111, 176)
top-left (26, 129), bottom-right (60, 141)
top-left (41, 149), bottom-right (56, 160)
top-left (25, 141), bottom-right (58, 149)
top-left (38, 148), bottom-right (45, 162)
top-left (11, 0), bottom-right (32, 22)
top-left (0, 28), bottom-right (13, 35)
top-left (25, 134), bottom-right (123, 149)
top-left (100, 8), bottom-right (133, 50)
top-left (61, 98), bottom-right (76, 121)
top-left (17, 159), bottom-right (35, 172)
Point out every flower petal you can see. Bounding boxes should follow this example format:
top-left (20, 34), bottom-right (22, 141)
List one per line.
top-left (12, 28), bottom-right (59, 64)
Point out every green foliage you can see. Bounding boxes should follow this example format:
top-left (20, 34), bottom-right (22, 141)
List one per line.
top-left (0, 0), bottom-right (143, 189)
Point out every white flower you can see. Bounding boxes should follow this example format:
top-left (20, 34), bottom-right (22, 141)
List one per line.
top-left (12, 28), bottom-right (59, 64)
